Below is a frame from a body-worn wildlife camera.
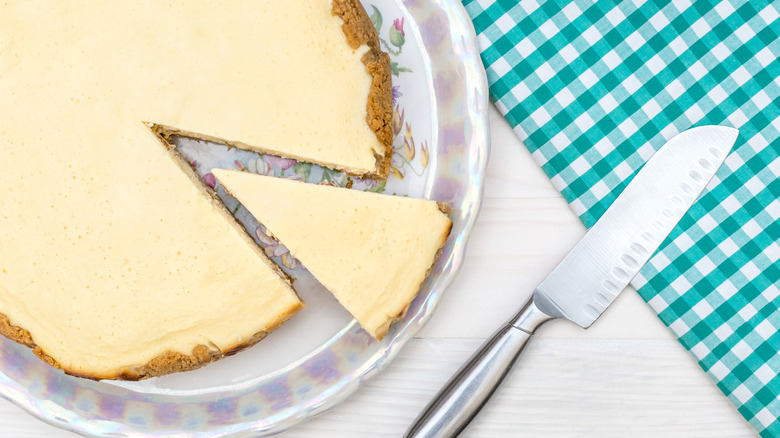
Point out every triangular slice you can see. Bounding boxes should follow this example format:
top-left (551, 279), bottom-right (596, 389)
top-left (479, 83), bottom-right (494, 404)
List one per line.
top-left (213, 170), bottom-right (453, 340)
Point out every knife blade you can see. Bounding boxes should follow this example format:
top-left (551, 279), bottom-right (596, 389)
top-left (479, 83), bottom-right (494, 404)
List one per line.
top-left (406, 125), bottom-right (739, 438)
top-left (534, 125), bottom-right (738, 328)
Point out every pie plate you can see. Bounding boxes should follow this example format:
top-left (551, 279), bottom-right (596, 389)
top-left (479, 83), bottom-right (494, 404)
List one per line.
top-left (0, 0), bottom-right (489, 435)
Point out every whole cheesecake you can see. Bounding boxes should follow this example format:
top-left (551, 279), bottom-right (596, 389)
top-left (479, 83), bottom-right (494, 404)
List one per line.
top-left (0, 0), bottom-right (391, 380)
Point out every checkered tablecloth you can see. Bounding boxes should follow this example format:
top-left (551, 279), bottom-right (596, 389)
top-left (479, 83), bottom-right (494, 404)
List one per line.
top-left (461, 0), bottom-right (780, 435)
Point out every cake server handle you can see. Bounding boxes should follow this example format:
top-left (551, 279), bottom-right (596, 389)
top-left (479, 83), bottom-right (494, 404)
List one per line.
top-left (405, 298), bottom-right (554, 438)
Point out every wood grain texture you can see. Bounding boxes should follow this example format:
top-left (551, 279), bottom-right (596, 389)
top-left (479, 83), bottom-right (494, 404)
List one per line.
top-left (0, 104), bottom-right (755, 437)
top-left (284, 339), bottom-right (755, 437)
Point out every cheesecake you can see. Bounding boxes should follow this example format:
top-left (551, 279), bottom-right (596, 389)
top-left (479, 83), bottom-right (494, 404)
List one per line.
top-left (0, 0), bottom-right (390, 379)
top-left (149, 0), bottom-right (393, 177)
top-left (213, 170), bottom-right (453, 340)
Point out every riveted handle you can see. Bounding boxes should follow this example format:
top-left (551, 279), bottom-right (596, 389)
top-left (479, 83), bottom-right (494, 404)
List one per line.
top-left (405, 298), bottom-right (553, 438)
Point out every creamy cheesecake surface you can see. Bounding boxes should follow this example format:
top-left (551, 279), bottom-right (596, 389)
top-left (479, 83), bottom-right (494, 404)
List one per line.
top-left (0, 0), bottom-right (389, 379)
top-left (213, 170), bottom-right (453, 340)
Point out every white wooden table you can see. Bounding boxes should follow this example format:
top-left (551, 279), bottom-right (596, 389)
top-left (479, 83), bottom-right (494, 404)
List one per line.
top-left (2, 104), bottom-right (756, 437)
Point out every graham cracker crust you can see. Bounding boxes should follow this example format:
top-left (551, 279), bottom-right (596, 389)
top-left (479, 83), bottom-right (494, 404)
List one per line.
top-left (332, 0), bottom-right (394, 180)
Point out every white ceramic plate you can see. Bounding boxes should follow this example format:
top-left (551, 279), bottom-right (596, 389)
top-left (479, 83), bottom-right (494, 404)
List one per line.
top-left (0, 0), bottom-right (489, 435)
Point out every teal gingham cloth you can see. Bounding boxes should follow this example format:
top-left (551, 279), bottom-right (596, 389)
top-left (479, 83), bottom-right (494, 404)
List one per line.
top-left (461, 0), bottom-right (779, 435)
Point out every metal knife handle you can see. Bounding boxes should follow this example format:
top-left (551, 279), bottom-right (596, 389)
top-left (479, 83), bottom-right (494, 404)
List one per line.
top-left (405, 298), bottom-right (553, 438)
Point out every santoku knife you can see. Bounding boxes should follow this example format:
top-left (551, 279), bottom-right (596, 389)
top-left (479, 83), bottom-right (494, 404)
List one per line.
top-left (406, 125), bottom-right (739, 437)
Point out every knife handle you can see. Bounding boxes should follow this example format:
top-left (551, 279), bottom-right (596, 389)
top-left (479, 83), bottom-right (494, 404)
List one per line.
top-left (405, 298), bottom-right (553, 438)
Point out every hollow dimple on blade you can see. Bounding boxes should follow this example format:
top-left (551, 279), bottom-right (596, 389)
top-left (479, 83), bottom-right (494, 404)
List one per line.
top-left (533, 126), bottom-right (738, 328)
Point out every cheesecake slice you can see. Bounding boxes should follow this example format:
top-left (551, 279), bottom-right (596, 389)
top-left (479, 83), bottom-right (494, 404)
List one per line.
top-left (213, 170), bottom-right (453, 340)
top-left (0, 0), bottom-right (389, 379)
